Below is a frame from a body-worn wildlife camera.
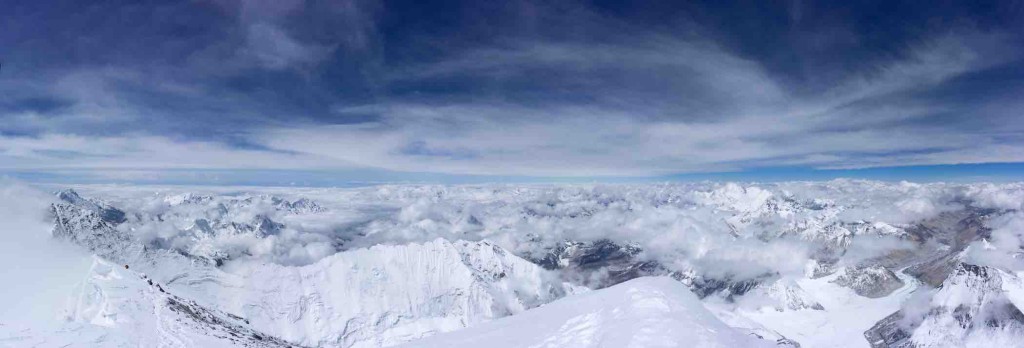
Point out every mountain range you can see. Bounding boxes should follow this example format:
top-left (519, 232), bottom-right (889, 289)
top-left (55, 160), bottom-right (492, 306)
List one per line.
top-left (3, 181), bottom-right (1023, 347)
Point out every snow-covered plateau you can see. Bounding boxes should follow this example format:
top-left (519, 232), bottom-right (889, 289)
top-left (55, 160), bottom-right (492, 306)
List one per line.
top-left (2, 180), bottom-right (1024, 347)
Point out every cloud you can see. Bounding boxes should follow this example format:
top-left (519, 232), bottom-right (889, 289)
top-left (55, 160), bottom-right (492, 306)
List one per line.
top-left (841, 235), bottom-right (915, 266)
top-left (1, 1), bottom-right (1022, 179)
top-left (385, 38), bottom-right (785, 115)
top-left (244, 29), bottom-right (1022, 177)
top-left (0, 133), bottom-right (343, 170)
top-left (966, 208), bottom-right (1024, 272)
top-left (0, 181), bottom-right (93, 330)
top-left (225, 0), bottom-right (375, 71)
top-left (0, 0), bottom-right (380, 137)
top-left (243, 23), bottom-right (334, 70)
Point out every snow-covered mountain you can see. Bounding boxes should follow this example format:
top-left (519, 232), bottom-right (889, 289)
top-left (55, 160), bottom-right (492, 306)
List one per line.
top-left (51, 189), bottom-right (140, 262)
top-left (4, 180), bottom-right (1024, 347)
top-left (46, 186), bottom-right (597, 347)
top-left (832, 266), bottom-right (906, 299)
top-left (45, 238), bottom-right (580, 348)
top-left (866, 263), bottom-right (1024, 348)
top-left (213, 239), bottom-right (581, 348)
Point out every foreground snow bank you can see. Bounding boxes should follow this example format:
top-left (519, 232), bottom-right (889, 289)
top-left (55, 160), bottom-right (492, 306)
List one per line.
top-left (403, 276), bottom-right (772, 348)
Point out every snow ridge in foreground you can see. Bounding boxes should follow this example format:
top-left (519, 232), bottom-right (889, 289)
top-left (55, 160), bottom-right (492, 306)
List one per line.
top-left (404, 277), bottom-right (772, 348)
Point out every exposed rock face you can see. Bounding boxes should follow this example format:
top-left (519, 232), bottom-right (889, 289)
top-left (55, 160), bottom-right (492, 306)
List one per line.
top-left (530, 239), bottom-right (780, 302)
top-left (864, 311), bottom-right (914, 348)
top-left (528, 238), bottom-right (794, 307)
top-left (275, 197), bottom-right (326, 214)
top-left (531, 239), bottom-right (668, 287)
top-left (164, 295), bottom-right (301, 348)
top-left (685, 273), bottom-right (768, 299)
top-left (227, 214), bottom-right (284, 237)
top-left (832, 266), bottom-right (906, 298)
top-left (51, 197), bottom-right (141, 262)
top-left (534, 239), bottom-right (641, 270)
top-left (57, 189), bottom-right (128, 224)
top-left (904, 208), bottom-right (995, 287)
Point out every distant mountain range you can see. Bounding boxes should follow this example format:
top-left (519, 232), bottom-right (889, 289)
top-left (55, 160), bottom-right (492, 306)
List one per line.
top-left (4, 181), bottom-right (1024, 347)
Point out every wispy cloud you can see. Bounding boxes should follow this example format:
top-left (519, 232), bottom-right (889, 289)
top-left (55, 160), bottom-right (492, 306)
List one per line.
top-left (0, 133), bottom-right (337, 170)
top-left (256, 30), bottom-right (1022, 176)
top-left (0, 0), bottom-right (1021, 180)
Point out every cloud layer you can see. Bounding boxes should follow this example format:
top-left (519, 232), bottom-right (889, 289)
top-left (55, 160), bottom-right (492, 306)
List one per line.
top-left (1, 0), bottom-right (1022, 178)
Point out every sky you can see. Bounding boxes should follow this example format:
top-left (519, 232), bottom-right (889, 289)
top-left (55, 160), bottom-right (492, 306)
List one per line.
top-left (1, 0), bottom-right (1023, 185)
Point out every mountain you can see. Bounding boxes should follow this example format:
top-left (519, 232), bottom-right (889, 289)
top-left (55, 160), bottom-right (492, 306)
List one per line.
top-left (831, 266), bottom-right (906, 299)
top-left (210, 239), bottom-right (582, 348)
top-left (46, 239), bottom-right (580, 348)
top-left (865, 263), bottom-right (1024, 348)
top-left (42, 188), bottom-right (583, 348)
top-left (57, 189), bottom-right (127, 224)
top-left (51, 190), bottom-right (142, 262)
top-left (7, 181), bottom-right (1024, 348)
top-left (401, 277), bottom-right (775, 348)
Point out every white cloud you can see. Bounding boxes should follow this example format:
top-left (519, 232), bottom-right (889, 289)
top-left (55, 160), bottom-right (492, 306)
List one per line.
top-left (226, 0), bottom-right (374, 70)
top-left (249, 31), bottom-right (1023, 177)
top-left (0, 133), bottom-right (344, 170)
top-left (386, 38), bottom-right (786, 112)
top-left (0, 181), bottom-right (93, 330)
top-left (244, 22), bottom-right (333, 70)
top-left (2, 24), bottom-right (1019, 177)
top-left (966, 212), bottom-right (1024, 271)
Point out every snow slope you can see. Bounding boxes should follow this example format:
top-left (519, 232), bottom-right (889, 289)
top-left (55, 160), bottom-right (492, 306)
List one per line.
top-left (9, 256), bottom-right (294, 348)
top-left (730, 269), bottom-right (920, 348)
top-left (403, 277), bottom-right (773, 348)
top-left (208, 239), bottom-right (582, 348)
top-left (6, 237), bottom-right (579, 348)
top-left (909, 264), bottom-right (1024, 348)
top-left (864, 263), bottom-right (1024, 348)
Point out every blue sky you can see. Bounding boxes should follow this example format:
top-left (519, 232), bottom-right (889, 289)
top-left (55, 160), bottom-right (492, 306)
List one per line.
top-left (1, 0), bottom-right (1023, 184)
